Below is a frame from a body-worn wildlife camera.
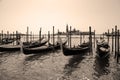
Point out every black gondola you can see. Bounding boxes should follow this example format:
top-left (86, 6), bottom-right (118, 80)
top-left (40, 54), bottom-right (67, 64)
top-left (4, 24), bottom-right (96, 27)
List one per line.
top-left (23, 40), bottom-right (67, 55)
top-left (23, 36), bottom-right (44, 47)
top-left (0, 38), bottom-right (48, 52)
top-left (49, 40), bottom-right (67, 50)
top-left (0, 45), bottom-right (21, 52)
top-left (62, 42), bottom-right (90, 56)
top-left (96, 40), bottom-right (110, 58)
top-left (0, 38), bottom-right (17, 45)
top-left (24, 39), bottom-right (48, 48)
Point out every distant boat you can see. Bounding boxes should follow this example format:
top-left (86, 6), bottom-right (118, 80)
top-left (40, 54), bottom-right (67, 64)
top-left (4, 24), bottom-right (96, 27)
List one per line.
top-left (62, 42), bottom-right (90, 56)
top-left (96, 39), bottom-right (110, 58)
top-left (23, 40), bottom-right (67, 55)
top-left (0, 38), bottom-right (18, 45)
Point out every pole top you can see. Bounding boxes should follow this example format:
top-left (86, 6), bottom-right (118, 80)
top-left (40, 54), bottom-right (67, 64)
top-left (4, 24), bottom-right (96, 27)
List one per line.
top-left (89, 26), bottom-right (91, 28)
top-left (115, 25), bottom-right (117, 29)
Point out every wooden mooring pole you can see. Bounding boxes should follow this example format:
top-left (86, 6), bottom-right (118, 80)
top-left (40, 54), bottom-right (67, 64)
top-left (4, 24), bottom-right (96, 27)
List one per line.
top-left (89, 26), bottom-right (92, 53)
top-left (80, 31), bottom-right (82, 45)
top-left (30, 31), bottom-right (32, 42)
top-left (0, 31), bottom-right (1, 43)
top-left (57, 29), bottom-right (60, 42)
top-left (1, 31), bottom-right (3, 43)
top-left (107, 29), bottom-right (109, 44)
top-left (70, 26), bottom-right (72, 48)
top-left (33, 33), bottom-right (34, 41)
top-left (1, 30), bottom-right (3, 43)
top-left (13, 32), bottom-right (14, 45)
top-left (53, 26), bottom-right (55, 46)
top-left (0, 33), bottom-right (2, 43)
top-left (39, 28), bottom-right (41, 43)
top-left (66, 24), bottom-right (69, 46)
top-left (115, 25), bottom-right (117, 58)
top-left (48, 31), bottom-right (50, 44)
top-left (94, 30), bottom-right (95, 48)
top-left (117, 30), bottom-right (119, 63)
top-left (26, 27), bottom-right (29, 43)
top-left (112, 28), bottom-right (114, 52)
top-left (16, 31), bottom-right (19, 45)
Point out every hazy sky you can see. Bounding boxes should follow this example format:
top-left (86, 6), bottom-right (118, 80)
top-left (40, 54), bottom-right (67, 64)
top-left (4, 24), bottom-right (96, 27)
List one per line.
top-left (0, 0), bottom-right (120, 34)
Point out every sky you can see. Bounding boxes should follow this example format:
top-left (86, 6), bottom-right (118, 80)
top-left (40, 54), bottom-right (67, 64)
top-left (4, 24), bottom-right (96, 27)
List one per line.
top-left (0, 0), bottom-right (120, 34)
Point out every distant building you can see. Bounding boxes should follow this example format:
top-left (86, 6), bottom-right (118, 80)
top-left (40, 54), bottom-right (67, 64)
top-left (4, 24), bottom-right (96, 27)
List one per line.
top-left (57, 28), bottom-right (95, 35)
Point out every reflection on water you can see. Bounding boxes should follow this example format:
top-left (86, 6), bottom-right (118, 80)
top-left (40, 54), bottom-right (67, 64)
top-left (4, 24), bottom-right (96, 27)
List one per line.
top-left (93, 56), bottom-right (110, 78)
top-left (0, 51), bottom-right (20, 65)
top-left (0, 38), bottom-right (120, 80)
top-left (64, 55), bottom-right (85, 75)
top-left (25, 52), bottom-right (53, 62)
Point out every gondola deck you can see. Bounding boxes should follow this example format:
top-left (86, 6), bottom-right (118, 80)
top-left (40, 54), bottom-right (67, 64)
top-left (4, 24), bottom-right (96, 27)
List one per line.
top-left (62, 42), bottom-right (90, 56)
top-left (96, 40), bottom-right (110, 58)
top-left (23, 40), bottom-right (67, 55)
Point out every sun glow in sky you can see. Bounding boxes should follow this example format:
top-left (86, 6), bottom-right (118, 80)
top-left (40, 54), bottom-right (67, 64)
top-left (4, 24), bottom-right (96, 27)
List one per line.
top-left (0, 0), bottom-right (120, 34)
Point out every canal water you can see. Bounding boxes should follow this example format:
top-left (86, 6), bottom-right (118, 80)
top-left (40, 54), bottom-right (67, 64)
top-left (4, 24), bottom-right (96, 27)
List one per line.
top-left (0, 36), bottom-right (120, 80)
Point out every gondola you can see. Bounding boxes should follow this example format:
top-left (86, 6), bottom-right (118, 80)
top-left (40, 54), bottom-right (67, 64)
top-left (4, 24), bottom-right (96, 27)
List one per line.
top-left (0, 38), bottom-right (48, 52)
top-left (49, 40), bottom-right (67, 50)
top-left (0, 44), bottom-right (21, 52)
top-left (23, 40), bottom-right (67, 55)
top-left (62, 42), bottom-right (90, 56)
top-left (23, 39), bottom-right (48, 48)
top-left (96, 40), bottom-right (110, 58)
top-left (0, 38), bottom-right (17, 45)
top-left (0, 40), bottom-right (48, 52)
top-left (23, 36), bottom-right (44, 47)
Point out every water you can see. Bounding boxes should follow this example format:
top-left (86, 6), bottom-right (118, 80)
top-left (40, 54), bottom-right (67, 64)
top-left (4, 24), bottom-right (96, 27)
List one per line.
top-left (0, 37), bottom-right (120, 80)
